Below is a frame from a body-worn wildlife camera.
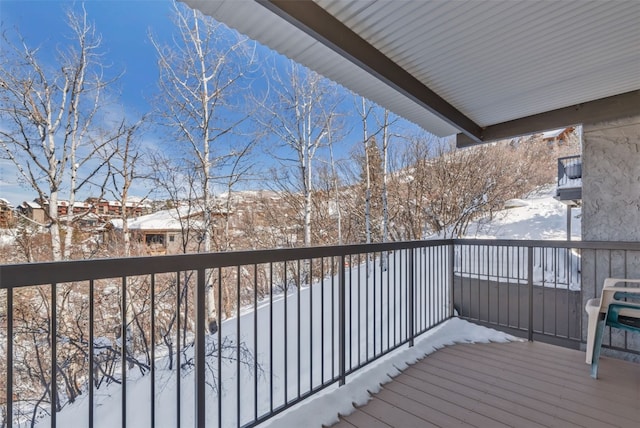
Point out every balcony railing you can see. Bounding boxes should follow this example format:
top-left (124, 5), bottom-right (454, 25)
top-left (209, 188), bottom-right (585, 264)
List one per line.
top-left (556, 155), bottom-right (582, 202)
top-left (2, 239), bottom-right (640, 427)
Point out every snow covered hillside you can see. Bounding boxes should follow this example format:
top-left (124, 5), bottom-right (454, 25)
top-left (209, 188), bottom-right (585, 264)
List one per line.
top-left (462, 186), bottom-right (581, 240)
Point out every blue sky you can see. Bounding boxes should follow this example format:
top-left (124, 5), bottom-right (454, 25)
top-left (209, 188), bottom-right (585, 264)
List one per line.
top-left (1, 0), bottom-right (173, 113)
top-left (0, 0), bottom-right (178, 205)
top-left (0, 0), bottom-right (428, 207)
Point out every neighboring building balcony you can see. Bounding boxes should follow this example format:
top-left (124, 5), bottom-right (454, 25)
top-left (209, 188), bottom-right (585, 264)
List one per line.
top-left (1, 240), bottom-right (639, 427)
top-left (556, 155), bottom-right (582, 204)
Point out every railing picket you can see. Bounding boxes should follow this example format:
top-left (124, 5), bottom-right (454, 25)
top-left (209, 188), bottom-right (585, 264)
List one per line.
top-left (51, 282), bottom-right (57, 428)
top-left (268, 263), bottom-right (273, 415)
top-left (356, 253), bottom-right (361, 368)
top-left (218, 268), bottom-right (223, 427)
top-left (365, 254), bottom-right (369, 360)
top-left (284, 263), bottom-right (288, 403)
top-left (309, 258), bottom-right (314, 389)
top-left (347, 256), bottom-right (351, 372)
top-left (409, 248), bottom-right (415, 347)
top-left (449, 244), bottom-right (455, 318)
top-left (89, 280), bottom-right (95, 428)
top-left (195, 269), bottom-right (206, 428)
top-left (331, 258), bottom-right (335, 379)
top-left (149, 275), bottom-right (155, 428)
top-left (320, 258), bottom-right (325, 383)
top-left (121, 277), bottom-right (127, 428)
top-left (237, 265), bottom-right (241, 427)
top-left (254, 263), bottom-right (259, 422)
top-left (338, 255), bottom-right (346, 386)
top-left (542, 248), bottom-right (546, 334)
top-left (175, 272), bottom-right (181, 428)
top-left (297, 259), bottom-right (301, 400)
top-left (6, 286), bottom-right (13, 427)
top-left (386, 251), bottom-right (390, 349)
top-left (528, 247), bottom-right (534, 341)
top-left (506, 247), bottom-right (510, 327)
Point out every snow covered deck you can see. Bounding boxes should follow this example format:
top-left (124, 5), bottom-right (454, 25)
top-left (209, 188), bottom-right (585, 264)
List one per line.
top-left (330, 341), bottom-right (640, 428)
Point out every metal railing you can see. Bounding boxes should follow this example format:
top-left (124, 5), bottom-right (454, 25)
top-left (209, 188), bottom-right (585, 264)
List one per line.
top-left (454, 239), bottom-right (640, 355)
top-left (0, 240), bottom-right (451, 428)
top-left (557, 154), bottom-right (582, 188)
top-left (2, 239), bottom-right (640, 427)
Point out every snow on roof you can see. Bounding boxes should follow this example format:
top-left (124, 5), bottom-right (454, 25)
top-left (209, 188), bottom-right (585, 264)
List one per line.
top-left (24, 201), bottom-right (42, 209)
top-left (0, 198), bottom-right (12, 206)
top-left (541, 128), bottom-right (566, 139)
top-left (124, 206), bottom-right (205, 231)
top-left (110, 218), bottom-right (124, 229)
top-left (125, 196), bottom-right (152, 206)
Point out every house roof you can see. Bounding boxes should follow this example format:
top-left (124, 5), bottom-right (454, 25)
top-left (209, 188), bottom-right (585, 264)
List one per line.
top-left (23, 201), bottom-right (42, 209)
top-left (542, 128), bottom-right (568, 140)
top-left (116, 206), bottom-right (205, 231)
top-left (184, 0), bottom-right (640, 146)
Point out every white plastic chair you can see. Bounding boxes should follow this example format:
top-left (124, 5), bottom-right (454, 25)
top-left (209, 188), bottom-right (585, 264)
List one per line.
top-left (584, 278), bottom-right (640, 364)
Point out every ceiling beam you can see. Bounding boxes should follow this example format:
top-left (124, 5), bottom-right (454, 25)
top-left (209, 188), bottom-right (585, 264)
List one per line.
top-left (257, 0), bottom-right (483, 143)
top-left (457, 90), bottom-right (640, 148)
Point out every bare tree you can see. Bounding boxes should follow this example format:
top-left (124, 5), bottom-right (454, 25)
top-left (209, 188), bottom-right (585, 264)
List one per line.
top-left (150, 1), bottom-right (256, 331)
top-left (327, 126), bottom-right (344, 245)
top-left (0, 6), bottom-right (122, 261)
top-left (396, 134), bottom-right (567, 239)
top-left (357, 97), bottom-right (375, 243)
top-left (255, 61), bottom-right (342, 247)
top-left (102, 117), bottom-right (150, 257)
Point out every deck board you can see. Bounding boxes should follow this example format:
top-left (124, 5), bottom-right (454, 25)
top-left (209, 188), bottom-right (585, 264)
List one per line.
top-left (329, 341), bottom-right (640, 428)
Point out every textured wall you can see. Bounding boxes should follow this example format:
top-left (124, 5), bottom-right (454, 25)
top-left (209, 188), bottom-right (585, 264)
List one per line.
top-left (583, 115), bottom-right (640, 241)
top-left (581, 115), bottom-right (640, 360)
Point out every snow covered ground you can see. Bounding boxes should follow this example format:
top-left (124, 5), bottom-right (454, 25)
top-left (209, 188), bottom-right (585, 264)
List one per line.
top-left (462, 186), bottom-right (581, 241)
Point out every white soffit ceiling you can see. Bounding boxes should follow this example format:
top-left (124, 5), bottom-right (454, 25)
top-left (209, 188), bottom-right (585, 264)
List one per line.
top-left (184, 0), bottom-right (640, 138)
top-left (183, 0), bottom-right (461, 137)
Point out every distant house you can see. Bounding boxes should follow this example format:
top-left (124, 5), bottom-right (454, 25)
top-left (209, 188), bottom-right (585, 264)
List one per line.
top-left (17, 200), bottom-right (46, 224)
top-left (94, 198), bottom-right (151, 217)
top-left (0, 198), bottom-right (15, 228)
top-left (112, 206), bottom-right (215, 255)
top-left (16, 196), bottom-right (152, 228)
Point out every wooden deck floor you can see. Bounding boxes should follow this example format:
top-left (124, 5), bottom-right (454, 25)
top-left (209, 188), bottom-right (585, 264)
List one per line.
top-left (330, 341), bottom-right (640, 428)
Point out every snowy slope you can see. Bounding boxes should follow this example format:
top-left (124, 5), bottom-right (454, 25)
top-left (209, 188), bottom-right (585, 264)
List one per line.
top-left (463, 186), bottom-right (581, 240)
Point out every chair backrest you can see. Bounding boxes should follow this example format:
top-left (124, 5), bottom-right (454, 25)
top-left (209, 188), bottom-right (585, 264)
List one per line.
top-left (598, 287), bottom-right (640, 319)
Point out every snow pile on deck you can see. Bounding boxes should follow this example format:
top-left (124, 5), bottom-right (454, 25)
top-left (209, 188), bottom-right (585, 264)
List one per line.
top-left (264, 318), bottom-right (517, 428)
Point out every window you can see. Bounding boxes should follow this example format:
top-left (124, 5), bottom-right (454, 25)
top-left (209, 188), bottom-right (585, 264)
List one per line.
top-left (145, 233), bottom-right (165, 246)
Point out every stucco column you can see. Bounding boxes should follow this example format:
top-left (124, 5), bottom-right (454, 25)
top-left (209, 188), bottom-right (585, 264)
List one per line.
top-left (581, 114), bottom-right (640, 359)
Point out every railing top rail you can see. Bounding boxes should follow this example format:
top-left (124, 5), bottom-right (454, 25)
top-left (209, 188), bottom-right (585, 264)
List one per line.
top-left (3, 238), bottom-right (640, 289)
top-left (0, 239), bottom-right (451, 288)
top-left (558, 154), bottom-right (581, 162)
top-left (454, 239), bottom-right (640, 251)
